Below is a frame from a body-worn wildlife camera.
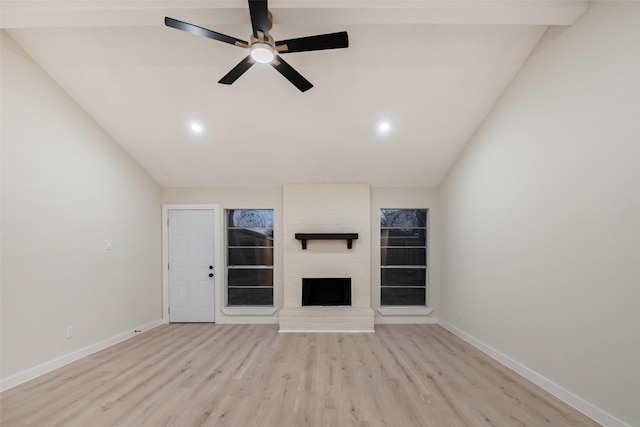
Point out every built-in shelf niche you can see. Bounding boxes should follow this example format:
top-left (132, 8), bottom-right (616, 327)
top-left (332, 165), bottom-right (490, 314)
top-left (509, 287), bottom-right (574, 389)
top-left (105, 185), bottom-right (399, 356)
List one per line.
top-left (294, 233), bottom-right (359, 249)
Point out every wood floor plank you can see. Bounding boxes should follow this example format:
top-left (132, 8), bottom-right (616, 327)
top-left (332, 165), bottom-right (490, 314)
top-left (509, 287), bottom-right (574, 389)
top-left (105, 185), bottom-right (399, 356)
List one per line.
top-left (0, 324), bottom-right (601, 427)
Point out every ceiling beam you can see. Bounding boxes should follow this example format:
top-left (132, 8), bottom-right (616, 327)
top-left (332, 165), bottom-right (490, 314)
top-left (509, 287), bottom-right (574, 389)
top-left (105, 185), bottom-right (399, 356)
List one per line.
top-left (0, 1), bottom-right (588, 29)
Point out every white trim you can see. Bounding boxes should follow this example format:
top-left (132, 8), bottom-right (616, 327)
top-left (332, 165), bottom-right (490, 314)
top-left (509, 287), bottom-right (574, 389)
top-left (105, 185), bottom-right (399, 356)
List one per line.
top-left (221, 307), bottom-right (278, 316)
top-left (279, 329), bottom-right (375, 333)
top-left (162, 204), bottom-right (222, 324)
top-left (439, 320), bottom-right (632, 427)
top-left (216, 316), bottom-right (278, 324)
top-left (376, 306), bottom-right (433, 316)
top-left (375, 316), bottom-right (438, 324)
top-left (0, 319), bottom-right (162, 392)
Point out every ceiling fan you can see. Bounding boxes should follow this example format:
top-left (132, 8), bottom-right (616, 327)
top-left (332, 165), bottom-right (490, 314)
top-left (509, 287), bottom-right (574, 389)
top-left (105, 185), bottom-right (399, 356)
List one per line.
top-left (165, 0), bottom-right (349, 92)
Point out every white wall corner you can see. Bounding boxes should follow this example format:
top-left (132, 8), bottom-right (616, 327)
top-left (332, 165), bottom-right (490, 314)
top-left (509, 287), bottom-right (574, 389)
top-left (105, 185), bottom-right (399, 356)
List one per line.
top-left (438, 320), bottom-right (632, 427)
top-left (0, 319), bottom-right (163, 392)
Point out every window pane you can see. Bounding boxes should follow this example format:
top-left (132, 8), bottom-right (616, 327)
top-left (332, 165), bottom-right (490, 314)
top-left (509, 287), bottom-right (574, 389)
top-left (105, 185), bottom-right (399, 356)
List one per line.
top-left (380, 209), bottom-right (426, 228)
top-left (381, 229), bottom-right (426, 247)
top-left (381, 268), bottom-right (426, 287)
top-left (228, 248), bottom-right (274, 266)
top-left (228, 229), bottom-right (273, 247)
top-left (226, 209), bottom-right (274, 307)
top-left (228, 209), bottom-right (274, 228)
top-left (381, 288), bottom-right (426, 306)
top-left (228, 288), bottom-right (273, 306)
top-left (228, 269), bottom-right (273, 286)
top-left (381, 248), bottom-right (426, 266)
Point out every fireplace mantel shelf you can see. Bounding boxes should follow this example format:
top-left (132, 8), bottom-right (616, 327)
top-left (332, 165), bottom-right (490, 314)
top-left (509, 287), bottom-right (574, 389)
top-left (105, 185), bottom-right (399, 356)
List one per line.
top-left (295, 233), bottom-right (359, 249)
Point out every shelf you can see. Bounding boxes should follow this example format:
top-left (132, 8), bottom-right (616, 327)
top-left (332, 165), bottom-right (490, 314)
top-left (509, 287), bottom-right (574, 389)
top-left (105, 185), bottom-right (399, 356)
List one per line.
top-left (295, 233), bottom-right (359, 249)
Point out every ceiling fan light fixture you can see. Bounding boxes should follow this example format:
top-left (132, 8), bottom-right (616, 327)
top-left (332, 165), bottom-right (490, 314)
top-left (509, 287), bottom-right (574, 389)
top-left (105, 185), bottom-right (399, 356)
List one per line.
top-left (165, 1), bottom-right (349, 91)
top-left (250, 43), bottom-right (274, 63)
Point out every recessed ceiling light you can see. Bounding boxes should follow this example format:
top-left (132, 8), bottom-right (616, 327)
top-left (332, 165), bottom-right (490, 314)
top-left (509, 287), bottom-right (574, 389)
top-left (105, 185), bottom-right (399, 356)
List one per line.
top-left (378, 121), bottom-right (391, 133)
top-left (190, 122), bottom-right (203, 134)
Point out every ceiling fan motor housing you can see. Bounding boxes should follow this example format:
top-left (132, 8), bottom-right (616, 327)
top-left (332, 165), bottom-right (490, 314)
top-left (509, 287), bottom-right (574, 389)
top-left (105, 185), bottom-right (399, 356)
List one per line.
top-left (165, 0), bottom-right (348, 92)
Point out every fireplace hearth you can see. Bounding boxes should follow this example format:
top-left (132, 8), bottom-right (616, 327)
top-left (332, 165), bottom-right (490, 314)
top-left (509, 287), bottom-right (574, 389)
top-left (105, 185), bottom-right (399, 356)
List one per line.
top-left (302, 278), bottom-right (351, 306)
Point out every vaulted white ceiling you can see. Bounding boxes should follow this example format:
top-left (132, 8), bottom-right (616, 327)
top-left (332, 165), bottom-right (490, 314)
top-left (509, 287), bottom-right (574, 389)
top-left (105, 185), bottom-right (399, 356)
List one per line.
top-left (1, 1), bottom-right (587, 187)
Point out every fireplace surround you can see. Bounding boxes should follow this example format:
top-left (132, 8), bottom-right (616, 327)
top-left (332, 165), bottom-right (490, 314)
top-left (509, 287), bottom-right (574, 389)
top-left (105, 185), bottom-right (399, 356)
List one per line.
top-left (279, 184), bottom-right (375, 332)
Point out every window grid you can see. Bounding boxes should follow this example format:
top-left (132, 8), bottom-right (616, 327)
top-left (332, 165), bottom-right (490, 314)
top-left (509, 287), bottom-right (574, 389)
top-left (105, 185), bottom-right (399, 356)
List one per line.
top-left (226, 210), bottom-right (274, 306)
top-left (380, 209), bottom-right (427, 306)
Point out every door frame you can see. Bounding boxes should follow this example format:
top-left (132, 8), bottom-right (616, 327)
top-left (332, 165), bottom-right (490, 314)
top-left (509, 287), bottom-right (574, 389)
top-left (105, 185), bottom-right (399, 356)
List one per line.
top-left (162, 204), bottom-right (222, 324)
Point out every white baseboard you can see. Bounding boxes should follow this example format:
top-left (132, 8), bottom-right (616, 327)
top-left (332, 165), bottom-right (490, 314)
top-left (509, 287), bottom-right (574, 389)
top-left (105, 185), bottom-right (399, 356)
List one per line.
top-left (0, 319), bottom-right (163, 392)
top-left (375, 316), bottom-right (439, 325)
top-left (216, 316), bottom-right (278, 325)
top-left (438, 320), bottom-right (631, 427)
top-left (278, 329), bottom-right (375, 333)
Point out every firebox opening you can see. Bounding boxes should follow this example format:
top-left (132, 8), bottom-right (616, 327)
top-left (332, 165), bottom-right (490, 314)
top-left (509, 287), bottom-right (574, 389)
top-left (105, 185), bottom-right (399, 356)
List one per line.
top-left (302, 278), bottom-right (352, 306)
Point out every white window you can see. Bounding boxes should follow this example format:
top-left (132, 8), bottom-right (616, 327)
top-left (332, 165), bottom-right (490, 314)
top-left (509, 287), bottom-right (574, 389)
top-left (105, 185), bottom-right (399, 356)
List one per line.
top-left (227, 209), bottom-right (274, 306)
top-left (380, 209), bottom-right (427, 306)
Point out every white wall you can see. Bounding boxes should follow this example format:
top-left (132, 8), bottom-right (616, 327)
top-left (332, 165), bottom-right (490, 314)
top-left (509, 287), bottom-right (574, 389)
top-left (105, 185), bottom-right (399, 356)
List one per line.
top-left (1, 33), bottom-right (162, 385)
top-left (438, 3), bottom-right (640, 426)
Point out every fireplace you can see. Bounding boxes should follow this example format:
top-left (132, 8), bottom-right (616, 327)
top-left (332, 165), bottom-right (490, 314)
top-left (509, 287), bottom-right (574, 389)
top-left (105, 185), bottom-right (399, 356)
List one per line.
top-left (279, 184), bottom-right (374, 332)
top-left (302, 278), bottom-right (351, 306)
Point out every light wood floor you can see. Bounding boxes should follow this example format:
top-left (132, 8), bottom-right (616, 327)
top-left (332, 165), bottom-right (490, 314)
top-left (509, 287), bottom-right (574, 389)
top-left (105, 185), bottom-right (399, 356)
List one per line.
top-left (1, 324), bottom-right (600, 427)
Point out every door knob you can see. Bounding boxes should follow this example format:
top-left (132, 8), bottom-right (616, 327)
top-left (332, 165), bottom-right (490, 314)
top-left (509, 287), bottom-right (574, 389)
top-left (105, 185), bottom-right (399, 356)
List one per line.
top-left (209, 273), bottom-right (214, 278)
top-left (209, 266), bottom-right (213, 269)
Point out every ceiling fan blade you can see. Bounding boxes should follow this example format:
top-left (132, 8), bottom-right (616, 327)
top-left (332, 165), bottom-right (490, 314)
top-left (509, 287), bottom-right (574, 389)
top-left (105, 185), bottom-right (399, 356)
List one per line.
top-left (276, 31), bottom-right (349, 54)
top-left (165, 17), bottom-right (249, 47)
top-left (248, 0), bottom-right (270, 39)
top-left (271, 55), bottom-right (313, 92)
top-left (219, 56), bottom-right (255, 85)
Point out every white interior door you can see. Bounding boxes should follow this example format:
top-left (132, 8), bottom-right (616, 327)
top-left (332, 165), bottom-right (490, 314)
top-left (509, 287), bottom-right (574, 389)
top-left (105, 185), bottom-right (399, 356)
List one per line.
top-left (168, 209), bottom-right (215, 322)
